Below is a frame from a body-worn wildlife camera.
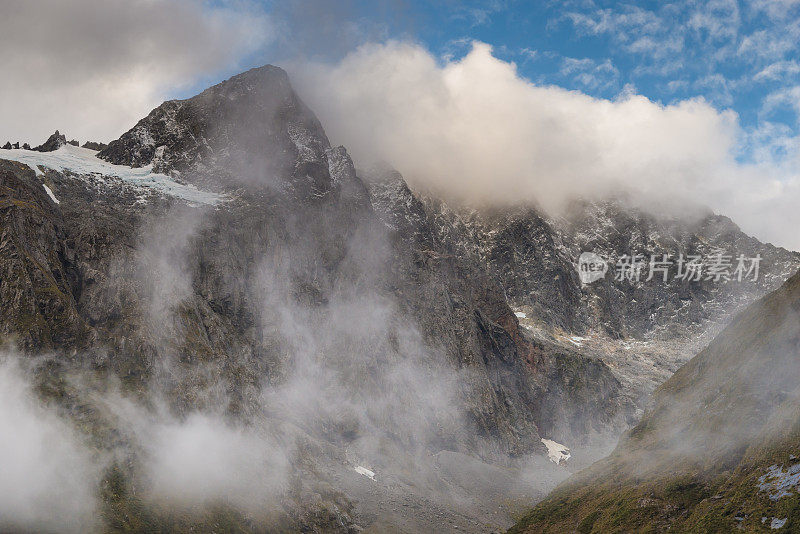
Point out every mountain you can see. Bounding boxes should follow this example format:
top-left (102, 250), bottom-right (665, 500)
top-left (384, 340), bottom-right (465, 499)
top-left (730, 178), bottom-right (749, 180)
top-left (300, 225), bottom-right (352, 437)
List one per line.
top-left (97, 65), bottom-right (342, 198)
top-left (0, 64), bottom-right (796, 533)
top-left (510, 270), bottom-right (800, 532)
top-left (0, 65), bottom-right (635, 533)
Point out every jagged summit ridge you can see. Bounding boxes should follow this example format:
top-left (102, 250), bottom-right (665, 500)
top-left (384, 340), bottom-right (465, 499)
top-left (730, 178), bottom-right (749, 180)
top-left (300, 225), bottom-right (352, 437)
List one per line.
top-left (2, 130), bottom-right (85, 152)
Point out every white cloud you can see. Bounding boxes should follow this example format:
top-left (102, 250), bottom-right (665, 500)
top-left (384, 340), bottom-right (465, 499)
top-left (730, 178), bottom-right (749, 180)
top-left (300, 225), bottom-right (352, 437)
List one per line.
top-left (452, 0), bottom-right (508, 27)
top-left (755, 60), bottom-right (800, 81)
top-left (688, 0), bottom-right (741, 41)
top-left (748, 0), bottom-right (800, 20)
top-left (0, 0), bottom-right (272, 145)
top-left (564, 5), bottom-right (684, 59)
top-left (292, 41), bottom-right (800, 250)
top-left (761, 86), bottom-right (800, 118)
top-left (560, 57), bottom-right (619, 90)
top-left (738, 22), bottom-right (800, 62)
top-left (518, 47), bottom-right (539, 63)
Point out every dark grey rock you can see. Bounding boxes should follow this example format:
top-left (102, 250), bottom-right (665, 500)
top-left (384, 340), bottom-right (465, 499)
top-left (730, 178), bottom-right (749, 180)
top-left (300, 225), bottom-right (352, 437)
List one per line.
top-left (33, 130), bottom-right (67, 152)
top-left (81, 141), bottom-right (108, 151)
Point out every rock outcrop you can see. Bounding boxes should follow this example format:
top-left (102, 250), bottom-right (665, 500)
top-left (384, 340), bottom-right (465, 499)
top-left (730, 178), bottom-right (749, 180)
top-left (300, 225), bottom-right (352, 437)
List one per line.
top-left (33, 130), bottom-right (67, 152)
top-left (81, 140), bottom-right (108, 151)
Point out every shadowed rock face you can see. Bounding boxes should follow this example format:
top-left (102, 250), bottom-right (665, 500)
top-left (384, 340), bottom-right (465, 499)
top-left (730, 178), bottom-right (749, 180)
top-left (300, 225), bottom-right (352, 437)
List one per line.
top-left (0, 160), bottom-right (88, 351)
top-left (91, 66), bottom-right (562, 459)
top-left (367, 170), bottom-right (636, 447)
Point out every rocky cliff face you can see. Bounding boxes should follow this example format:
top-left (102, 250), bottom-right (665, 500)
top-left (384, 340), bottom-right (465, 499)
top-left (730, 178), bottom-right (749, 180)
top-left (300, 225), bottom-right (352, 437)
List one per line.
top-left (0, 159), bottom-right (89, 351)
top-left (367, 171), bottom-right (636, 445)
top-left (98, 65), bottom-right (344, 198)
top-left (398, 192), bottom-right (799, 410)
top-left (419, 196), bottom-right (798, 340)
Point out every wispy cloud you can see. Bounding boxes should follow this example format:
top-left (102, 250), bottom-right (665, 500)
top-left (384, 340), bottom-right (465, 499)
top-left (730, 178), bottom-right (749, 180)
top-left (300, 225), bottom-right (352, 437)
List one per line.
top-left (754, 60), bottom-right (800, 81)
top-left (450, 0), bottom-right (509, 27)
top-left (559, 57), bottom-right (619, 90)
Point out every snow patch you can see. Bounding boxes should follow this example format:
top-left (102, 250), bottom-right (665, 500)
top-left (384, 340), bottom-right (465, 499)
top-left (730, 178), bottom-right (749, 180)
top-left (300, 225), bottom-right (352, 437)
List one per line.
top-left (758, 463), bottom-right (800, 500)
top-left (1, 145), bottom-right (221, 206)
top-left (514, 311), bottom-right (527, 319)
top-left (541, 439), bottom-right (571, 465)
top-left (568, 336), bottom-right (585, 347)
top-left (354, 465), bottom-right (376, 481)
top-left (771, 517), bottom-right (787, 529)
top-left (41, 184), bottom-right (59, 205)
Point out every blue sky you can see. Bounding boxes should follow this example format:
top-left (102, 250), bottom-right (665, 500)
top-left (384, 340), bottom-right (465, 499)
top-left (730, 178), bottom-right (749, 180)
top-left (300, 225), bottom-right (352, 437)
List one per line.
top-left (193, 0), bottom-right (800, 165)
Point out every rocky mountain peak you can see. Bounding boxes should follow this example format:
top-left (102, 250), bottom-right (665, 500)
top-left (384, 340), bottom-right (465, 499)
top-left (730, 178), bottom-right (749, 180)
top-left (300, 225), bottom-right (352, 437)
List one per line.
top-left (98, 65), bottom-right (336, 196)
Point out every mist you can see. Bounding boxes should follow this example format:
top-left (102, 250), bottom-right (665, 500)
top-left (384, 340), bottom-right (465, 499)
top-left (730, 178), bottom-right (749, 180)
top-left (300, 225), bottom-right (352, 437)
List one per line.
top-left (0, 356), bottom-right (101, 533)
top-left (0, 188), bottom-right (571, 531)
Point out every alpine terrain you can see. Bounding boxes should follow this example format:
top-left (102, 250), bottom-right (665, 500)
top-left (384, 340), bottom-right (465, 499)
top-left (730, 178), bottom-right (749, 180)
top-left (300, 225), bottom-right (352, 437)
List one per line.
top-left (511, 270), bottom-right (800, 533)
top-left (0, 65), bottom-right (797, 533)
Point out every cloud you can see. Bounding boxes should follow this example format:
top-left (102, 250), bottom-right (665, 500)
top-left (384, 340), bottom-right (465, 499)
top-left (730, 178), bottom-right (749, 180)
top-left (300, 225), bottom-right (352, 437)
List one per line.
top-left (559, 57), bottom-right (619, 90)
top-left (688, 0), bottom-right (740, 41)
top-left (292, 40), bottom-right (800, 250)
top-left (563, 5), bottom-right (683, 59)
top-left (748, 0), bottom-right (800, 21)
top-left (451, 0), bottom-right (508, 27)
top-left (0, 358), bottom-right (101, 533)
top-left (0, 0), bottom-right (271, 145)
top-left (755, 60), bottom-right (800, 81)
top-left (738, 26), bottom-right (800, 62)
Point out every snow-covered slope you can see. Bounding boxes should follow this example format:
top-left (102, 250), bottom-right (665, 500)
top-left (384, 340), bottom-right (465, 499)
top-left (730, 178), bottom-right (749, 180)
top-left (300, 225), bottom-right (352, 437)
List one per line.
top-left (0, 144), bottom-right (221, 205)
